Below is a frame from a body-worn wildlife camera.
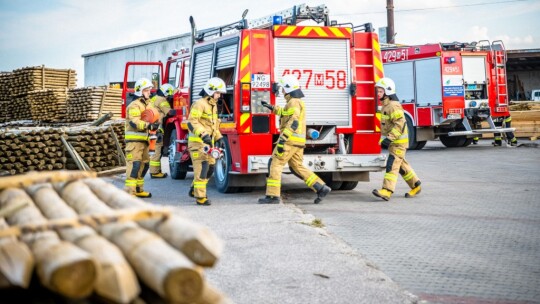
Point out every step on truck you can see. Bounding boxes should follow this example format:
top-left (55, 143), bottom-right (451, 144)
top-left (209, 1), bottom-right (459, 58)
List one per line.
top-left (124, 4), bottom-right (387, 192)
top-left (381, 41), bottom-right (515, 149)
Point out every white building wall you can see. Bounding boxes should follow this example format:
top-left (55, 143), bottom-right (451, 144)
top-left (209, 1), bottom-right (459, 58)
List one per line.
top-left (83, 34), bottom-right (191, 86)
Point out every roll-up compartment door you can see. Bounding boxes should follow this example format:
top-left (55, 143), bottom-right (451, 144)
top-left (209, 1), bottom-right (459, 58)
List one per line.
top-left (190, 48), bottom-right (213, 102)
top-left (274, 38), bottom-right (351, 126)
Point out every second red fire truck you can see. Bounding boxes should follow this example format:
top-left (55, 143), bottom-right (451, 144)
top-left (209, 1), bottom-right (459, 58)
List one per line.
top-left (381, 41), bottom-right (514, 149)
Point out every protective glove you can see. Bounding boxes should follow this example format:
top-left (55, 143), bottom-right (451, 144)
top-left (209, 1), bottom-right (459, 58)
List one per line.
top-left (147, 122), bottom-right (160, 131)
top-left (261, 101), bottom-right (274, 111)
top-left (201, 134), bottom-right (212, 146)
top-left (214, 137), bottom-right (224, 148)
top-left (380, 137), bottom-right (392, 149)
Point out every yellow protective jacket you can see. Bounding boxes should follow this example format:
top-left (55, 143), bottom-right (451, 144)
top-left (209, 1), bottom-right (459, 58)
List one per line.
top-left (380, 96), bottom-right (409, 148)
top-left (273, 94), bottom-right (306, 147)
top-left (125, 98), bottom-right (149, 143)
top-left (187, 96), bottom-right (222, 148)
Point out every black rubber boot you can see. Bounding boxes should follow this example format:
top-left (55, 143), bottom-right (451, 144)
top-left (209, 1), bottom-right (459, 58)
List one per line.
top-left (313, 183), bottom-right (331, 204)
top-left (188, 186), bottom-right (195, 198)
top-left (258, 196), bottom-right (281, 204)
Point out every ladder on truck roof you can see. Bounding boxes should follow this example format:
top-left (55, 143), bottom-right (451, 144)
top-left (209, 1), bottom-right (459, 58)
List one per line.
top-left (194, 4), bottom-right (329, 42)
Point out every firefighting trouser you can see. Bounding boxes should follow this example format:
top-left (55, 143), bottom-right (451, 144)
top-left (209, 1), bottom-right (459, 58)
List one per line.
top-left (494, 117), bottom-right (516, 144)
top-left (189, 146), bottom-right (216, 199)
top-left (266, 143), bottom-right (325, 197)
top-left (382, 144), bottom-right (420, 193)
top-left (125, 141), bottom-right (150, 194)
top-left (149, 133), bottom-right (164, 174)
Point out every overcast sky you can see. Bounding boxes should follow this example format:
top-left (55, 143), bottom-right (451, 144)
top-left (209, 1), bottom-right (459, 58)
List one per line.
top-left (1, 0), bottom-right (539, 87)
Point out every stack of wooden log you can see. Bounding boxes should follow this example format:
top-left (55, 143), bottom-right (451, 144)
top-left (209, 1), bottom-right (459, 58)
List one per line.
top-left (104, 119), bottom-right (126, 151)
top-left (66, 87), bottom-right (123, 122)
top-left (0, 129), bottom-right (65, 176)
top-left (0, 73), bottom-right (11, 123)
top-left (0, 171), bottom-right (229, 304)
top-left (510, 104), bottom-right (540, 139)
top-left (8, 66), bottom-right (76, 97)
top-left (27, 89), bottom-right (69, 122)
top-left (8, 96), bottom-right (33, 121)
top-left (63, 126), bottom-right (123, 172)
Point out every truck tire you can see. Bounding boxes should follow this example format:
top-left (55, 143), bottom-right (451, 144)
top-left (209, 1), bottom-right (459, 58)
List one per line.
top-left (405, 115), bottom-right (426, 150)
top-left (214, 137), bottom-right (239, 193)
top-left (318, 172), bottom-right (343, 190)
top-left (168, 131), bottom-right (187, 180)
top-left (439, 122), bottom-right (468, 148)
top-left (462, 138), bottom-right (473, 147)
top-left (339, 181), bottom-right (359, 191)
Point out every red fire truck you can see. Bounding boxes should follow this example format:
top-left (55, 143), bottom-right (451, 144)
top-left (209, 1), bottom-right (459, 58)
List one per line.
top-left (381, 41), bottom-right (515, 149)
top-left (123, 4), bottom-right (386, 193)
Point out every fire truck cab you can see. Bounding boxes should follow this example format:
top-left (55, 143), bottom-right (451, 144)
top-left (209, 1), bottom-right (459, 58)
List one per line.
top-left (126, 4), bottom-right (387, 193)
top-left (381, 41), bottom-right (515, 149)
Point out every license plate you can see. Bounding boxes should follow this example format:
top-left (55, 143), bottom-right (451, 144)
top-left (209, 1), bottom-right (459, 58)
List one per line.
top-left (251, 74), bottom-right (270, 88)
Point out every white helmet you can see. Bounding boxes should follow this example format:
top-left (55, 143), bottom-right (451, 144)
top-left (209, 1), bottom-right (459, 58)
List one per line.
top-left (279, 75), bottom-right (300, 94)
top-left (375, 77), bottom-right (396, 95)
top-left (203, 77), bottom-right (227, 96)
top-left (134, 77), bottom-right (153, 97)
top-left (159, 83), bottom-right (175, 96)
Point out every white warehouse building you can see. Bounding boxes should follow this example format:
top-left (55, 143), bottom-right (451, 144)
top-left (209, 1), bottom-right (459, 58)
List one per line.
top-left (82, 33), bottom-right (191, 87)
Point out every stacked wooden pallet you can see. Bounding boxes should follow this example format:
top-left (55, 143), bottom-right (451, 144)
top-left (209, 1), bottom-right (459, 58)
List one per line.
top-left (67, 87), bottom-right (123, 122)
top-left (0, 171), bottom-right (228, 304)
top-left (104, 119), bottom-right (126, 151)
top-left (0, 129), bottom-right (65, 176)
top-left (8, 66), bottom-right (76, 97)
top-left (27, 89), bottom-right (69, 122)
top-left (0, 73), bottom-right (11, 123)
top-left (63, 126), bottom-right (123, 172)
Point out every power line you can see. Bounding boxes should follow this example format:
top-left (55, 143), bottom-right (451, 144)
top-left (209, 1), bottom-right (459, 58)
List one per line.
top-left (334, 0), bottom-right (530, 16)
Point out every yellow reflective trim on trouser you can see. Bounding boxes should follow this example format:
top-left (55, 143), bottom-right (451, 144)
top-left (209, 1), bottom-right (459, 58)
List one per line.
top-left (137, 121), bottom-right (147, 129)
top-left (384, 173), bottom-right (398, 181)
top-left (391, 110), bottom-right (404, 120)
top-left (136, 179), bottom-right (144, 186)
top-left (403, 171), bottom-right (416, 181)
top-left (267, 179), bottom-right (281, 186)
top-left (150, 161), bottom-right (161, 167)
top-left (125, 134), bottom-right (149, 141)
top-left (125, 180), bottom-right (137, 186)
top-left (504, 117), bottom-right (512, 123)
top-left (305, 174), bottom-right (318, 187)
top-left (194, 181), bottom-right (207, 188)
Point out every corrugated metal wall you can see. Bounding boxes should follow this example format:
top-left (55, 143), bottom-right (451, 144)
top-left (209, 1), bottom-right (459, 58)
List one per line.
top-left (83, 35), bottom-right (191, 86)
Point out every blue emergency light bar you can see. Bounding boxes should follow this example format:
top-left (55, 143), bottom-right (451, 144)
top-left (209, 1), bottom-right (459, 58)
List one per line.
top-left (273, 16), bottom-right (283, 25)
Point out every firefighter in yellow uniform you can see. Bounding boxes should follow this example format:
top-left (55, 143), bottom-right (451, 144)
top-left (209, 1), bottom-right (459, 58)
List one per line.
top-left (148, 83), bottom-right (176, 178)
top-left (493, 115), bottom-right (518, 147)
top-left (187, 77), bottom-right (226, 206)
top-left (258, 75), bottom-right (331, 204)
top-left (124, 77), bottom-right (159, 197)
top-left (373, 77), bottom-right (421, 201)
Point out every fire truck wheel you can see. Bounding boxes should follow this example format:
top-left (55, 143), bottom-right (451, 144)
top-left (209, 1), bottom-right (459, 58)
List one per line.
top-left (339, 181), bottom-right (359, 191)
top-left (462, 138), bottom-right (473, 147)
top-left (214, 137), bottom-right (239, 193)
top-left (439, 135), bottom-right (467, 148)
top-left (318, 172), bottom-right (343, 190)
top-left (169, 130), bottom-right (188, 180)
top-left (405, 115), bottom-right (425, 150)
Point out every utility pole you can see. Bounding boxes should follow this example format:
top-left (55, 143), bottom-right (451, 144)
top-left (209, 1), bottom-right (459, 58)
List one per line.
top-left (387, 0), bottom-right (395, 43)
